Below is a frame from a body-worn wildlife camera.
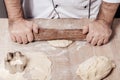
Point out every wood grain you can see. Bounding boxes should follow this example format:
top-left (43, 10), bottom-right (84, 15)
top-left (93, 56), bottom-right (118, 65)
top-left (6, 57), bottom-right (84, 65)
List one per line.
top-left (34, 28), bottom-right (86, 41)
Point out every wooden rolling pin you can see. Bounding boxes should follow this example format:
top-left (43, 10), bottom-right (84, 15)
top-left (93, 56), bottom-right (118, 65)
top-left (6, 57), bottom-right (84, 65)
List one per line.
top-left (34, 28), bottom-right (86, 41)
top-left (32, 18), bottom-right (91, 41)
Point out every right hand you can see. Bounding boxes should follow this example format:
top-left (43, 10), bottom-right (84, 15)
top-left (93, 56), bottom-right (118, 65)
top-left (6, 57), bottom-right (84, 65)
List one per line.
top-left (82, 20), bottom-right (112, 46)
top-left (9, 18), bottom-right (39, 44)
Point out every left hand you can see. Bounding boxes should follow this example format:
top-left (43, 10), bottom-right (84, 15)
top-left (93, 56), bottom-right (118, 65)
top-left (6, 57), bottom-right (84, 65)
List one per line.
top-left (83, 20), bottom-right (112, 46)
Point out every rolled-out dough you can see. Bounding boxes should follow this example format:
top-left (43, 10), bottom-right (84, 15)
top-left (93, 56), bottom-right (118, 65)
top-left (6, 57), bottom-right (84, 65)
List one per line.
top-left (76, 56), bottom-right (115, 80)
top-left (48, 40), bottom-right (73, 48)
top-left (23, 52), bottom-right (51, 80)
top-left (0, 52), bottom-right (51, 80)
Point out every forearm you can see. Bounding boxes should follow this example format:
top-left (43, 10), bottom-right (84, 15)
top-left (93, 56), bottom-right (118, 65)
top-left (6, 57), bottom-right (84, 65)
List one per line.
top-left (4, 0), bottom-right (23, 22)
top-left (96, 1), bottom-right (119, 25)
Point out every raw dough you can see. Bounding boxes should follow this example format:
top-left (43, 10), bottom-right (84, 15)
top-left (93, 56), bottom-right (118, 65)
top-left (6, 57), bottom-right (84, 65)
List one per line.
top-left (76, 56), bottom-right (115, 80)
top-left (0, 52), bottom-right (51, 80)
top-left (48, 40), bottom-right (73, 48)
top-left (23, 52), bottom-right (51, 80)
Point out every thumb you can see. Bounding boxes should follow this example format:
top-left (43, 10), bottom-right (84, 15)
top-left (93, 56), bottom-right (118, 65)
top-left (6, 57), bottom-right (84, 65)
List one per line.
top-left (33, 23), bottom-right (39, 33)
top-left (83, 25), bottom-right (89, 34)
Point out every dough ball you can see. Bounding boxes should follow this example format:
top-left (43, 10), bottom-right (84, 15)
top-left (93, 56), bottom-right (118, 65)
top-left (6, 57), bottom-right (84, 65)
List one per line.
top-left (47, 40), bottom-right (73, 48)
top-left (76, 56), bottom-right (115, 80)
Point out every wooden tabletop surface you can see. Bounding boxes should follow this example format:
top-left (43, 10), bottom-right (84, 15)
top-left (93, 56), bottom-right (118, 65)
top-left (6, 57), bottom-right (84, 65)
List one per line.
top-left (0, 18), bottom-right (120, 80)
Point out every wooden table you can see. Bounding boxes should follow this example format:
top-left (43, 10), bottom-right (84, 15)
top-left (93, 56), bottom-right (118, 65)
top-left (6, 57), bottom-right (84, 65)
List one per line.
top-left (0, 18), bottom-right (120, 80)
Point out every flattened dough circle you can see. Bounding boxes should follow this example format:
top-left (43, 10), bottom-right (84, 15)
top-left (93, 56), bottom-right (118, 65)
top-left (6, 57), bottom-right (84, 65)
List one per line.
top-left (76, 56), bottom-right (115, 80)
top-left (0, 52), bottom-right (51, 80)
top-left (48, 40), bottom-right (73, 48)
top-left (24, 52), bottom-right (51, 80)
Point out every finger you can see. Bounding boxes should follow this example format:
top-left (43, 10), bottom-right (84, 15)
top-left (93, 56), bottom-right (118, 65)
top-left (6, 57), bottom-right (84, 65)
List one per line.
top-left (26, 32), bottom-right (34, 42)
top-left (16, 35), bottom-right (22, 44)
top-left (91, 37), bottom-right (99, 46)
top-left (86, 34), bottom-right (93, 43)
top-left (21, 34), bottom-right (28, 44)
top-left (97, 39), bottom-right (104, 46)
top-left (33, 23), bottom-right (39, 33)
top-left (83, 26), bottom-right (89, 34)
top-left (103, 37), bottom-right (109, 44)
top-left (10, 35), bottom-right (16, 42)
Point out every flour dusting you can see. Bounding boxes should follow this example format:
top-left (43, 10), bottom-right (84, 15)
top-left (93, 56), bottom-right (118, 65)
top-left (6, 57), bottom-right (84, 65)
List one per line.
top-left (76, 41), bottom-right (86, 51)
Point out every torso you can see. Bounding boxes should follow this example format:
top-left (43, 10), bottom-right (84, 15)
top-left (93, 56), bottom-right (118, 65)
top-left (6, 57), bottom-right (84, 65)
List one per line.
top-left (22, 0), bottom-right (102, 19)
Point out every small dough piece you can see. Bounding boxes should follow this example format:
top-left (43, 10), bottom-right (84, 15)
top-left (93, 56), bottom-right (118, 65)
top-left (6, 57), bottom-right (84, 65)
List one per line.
top-left (76, 56), bottom-right (115, 80)
top-left (48, 40), bottom-right (73, 48)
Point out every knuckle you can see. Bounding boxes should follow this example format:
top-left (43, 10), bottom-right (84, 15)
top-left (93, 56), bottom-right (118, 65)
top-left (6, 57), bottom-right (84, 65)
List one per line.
top-left (105, 34), bottom-right (110, 37)
top-left (96, 33), bottom-right (105, 38)
top-left (91, 31), bottom-right (94, 34)
top-left (95, 33), bottom-right (100, 37)
top-left (11, 30), bottom-right (16, 34)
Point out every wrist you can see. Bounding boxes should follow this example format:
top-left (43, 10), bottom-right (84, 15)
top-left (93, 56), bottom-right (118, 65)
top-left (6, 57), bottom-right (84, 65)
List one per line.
top-left (95, 19), bottom-right (112, 27)
top-left (9, 16), bottom-right (24, 22)
top-left (8, 17), bottom-right (25, 27)
top-left (9, 17), bottom-right (25, 23)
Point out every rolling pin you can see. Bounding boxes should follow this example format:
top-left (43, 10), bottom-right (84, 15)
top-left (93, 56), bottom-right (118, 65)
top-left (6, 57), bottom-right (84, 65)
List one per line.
top-left (32, 18), bottom-right (91, 41)
top-left (34, 28), bottom-right (86, 41)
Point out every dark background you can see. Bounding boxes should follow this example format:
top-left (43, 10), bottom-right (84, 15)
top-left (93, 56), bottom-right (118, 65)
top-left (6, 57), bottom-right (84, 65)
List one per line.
top-left (0, 0), bottom-right (120, 18)
top-left (115, 6), bottom-right (120, 18)
top-left (0, 0), bottom-right (7, 18)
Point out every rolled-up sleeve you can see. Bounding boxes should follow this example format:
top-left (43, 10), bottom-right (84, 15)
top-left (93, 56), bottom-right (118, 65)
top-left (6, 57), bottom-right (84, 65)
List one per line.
top-left (103, 0), bottom-right (120, 3)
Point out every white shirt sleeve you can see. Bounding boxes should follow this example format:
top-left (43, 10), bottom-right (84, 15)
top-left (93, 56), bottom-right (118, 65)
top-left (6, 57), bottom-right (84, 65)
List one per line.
top-left (103, 0), bottom-right (120, 3)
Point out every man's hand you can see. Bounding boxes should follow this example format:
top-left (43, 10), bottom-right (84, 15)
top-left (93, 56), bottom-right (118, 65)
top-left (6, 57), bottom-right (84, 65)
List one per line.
top-left (82, 1), bottom-right (119, 46)
top-left (83, 20), bottom-right (112, 46)
top-left (4, 0), bottom-right (39, 44)
top-left (9, 19), bottom-right (38, 44)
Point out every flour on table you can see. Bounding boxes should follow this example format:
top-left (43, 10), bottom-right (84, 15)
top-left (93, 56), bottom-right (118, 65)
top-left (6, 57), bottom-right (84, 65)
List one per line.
top-left (76, 41), bottom-right (86, 50)
top-left (48, 40), bottom-right (73, 48)
top-left (76, 56), bottom-right (115, 80)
